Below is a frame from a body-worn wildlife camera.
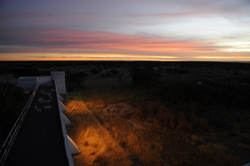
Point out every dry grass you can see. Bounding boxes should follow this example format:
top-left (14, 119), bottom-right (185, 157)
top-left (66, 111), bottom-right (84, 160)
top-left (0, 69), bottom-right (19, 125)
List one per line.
top-left (198, 143), bottom-right (242, 165)
top-left (126, 132), bottom-right (163, 166)
top-left (62, 67), bottom-right (250, 166)
top-left (190, 135), bottom-right (206, 145)
top-left (239, 133), bottom-right (250, 144)
top-left (136, 103), bottom-right (210, 133)
top-left (66, 100), bottom-right (165, 166)
top-left (64, 99), bottom-right (247, 166)
top-left (65, 101), bottom-right (132, 166)
top-left (238, 143), bottom-right (250, 149)
top-left (102, 116), bottom-right (164, 166)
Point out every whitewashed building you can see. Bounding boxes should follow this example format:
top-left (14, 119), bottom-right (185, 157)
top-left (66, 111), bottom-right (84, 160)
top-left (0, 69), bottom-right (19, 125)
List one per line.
top-left (18, 71), bottom-right (66, 94)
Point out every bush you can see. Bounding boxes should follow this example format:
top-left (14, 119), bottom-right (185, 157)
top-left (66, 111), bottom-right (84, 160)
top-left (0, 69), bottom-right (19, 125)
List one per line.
top-left (66, 71), bottom-right (88, 91)
top-left (158, 81), bottom-right (250, 109)
top-left (90, 67), bottom-right (102, 74)
top-left (9, 67), bottom-right (41, 77)
top-left (132, 68), bottom-right (158, 87)
top-left (198, 143), bottom-right (241, 165)
top-left (0, 82), bottom-right (27, 144)
top-left (110, 69), bottom-right (119, 76)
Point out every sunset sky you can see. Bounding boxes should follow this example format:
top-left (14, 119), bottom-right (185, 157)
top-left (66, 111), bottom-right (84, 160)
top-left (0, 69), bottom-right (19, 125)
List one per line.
top-left (0, 0), bottom-right (250, 61)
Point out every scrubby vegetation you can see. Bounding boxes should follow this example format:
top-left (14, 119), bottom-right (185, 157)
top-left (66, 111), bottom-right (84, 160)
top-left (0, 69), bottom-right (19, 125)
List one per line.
top-left (157, 80), bottom-right (250, 108)
top-left (131, 67), bottom-right (158, 87)
top-left (61, 61), bottom-right (250, 165)
top-left (0, 82), bottom-right (27, 146)
top-left (1, 61), bottom-right (250, 165)
top-left (65, 101), bottom-right (132, 166)
top-left (66, 71), bottom-right (88, 91)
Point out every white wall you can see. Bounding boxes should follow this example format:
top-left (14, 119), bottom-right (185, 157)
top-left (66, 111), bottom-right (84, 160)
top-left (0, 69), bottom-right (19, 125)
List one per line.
top-left (17, 71), bottom-right (67, 94)
top-left (18, 76), bottom-right (52, 92)
top-left (37, 76), bottom-right (51, 85)
top-left (51, 71), bottom-right (66, 94)
top-left (18, 77), bottom-right (39, 92)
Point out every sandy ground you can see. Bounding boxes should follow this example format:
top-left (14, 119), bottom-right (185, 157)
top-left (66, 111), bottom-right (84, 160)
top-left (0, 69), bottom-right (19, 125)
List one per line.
top-left (61, 66), bottom-right (250, 166)
top-left (65, 101), bottom-right (248, 166)
top-left (90, 103), bottom-right (145, 129)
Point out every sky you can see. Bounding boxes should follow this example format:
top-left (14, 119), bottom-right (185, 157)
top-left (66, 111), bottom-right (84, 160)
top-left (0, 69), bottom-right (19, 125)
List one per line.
top-left (0, 0), bottom-right (250, 61)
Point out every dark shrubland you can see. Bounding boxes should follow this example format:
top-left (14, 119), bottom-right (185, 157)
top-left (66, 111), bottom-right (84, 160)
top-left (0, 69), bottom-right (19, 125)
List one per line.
top-left (0, 82), bottom-right (27, 145)
top-left (156, 78), bottom-right (250, 109)
top-left (1, 61), bottom-right (250, 166)
top-left (66, 71), bottom-right (88, 91)
top-left (131, 67), bottom-right (158, 87)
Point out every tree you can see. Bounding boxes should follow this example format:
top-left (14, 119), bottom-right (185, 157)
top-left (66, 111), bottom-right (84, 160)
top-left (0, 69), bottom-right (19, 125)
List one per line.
top-left (131, 68), bottom-right (158, 87)
top-left (66, 71), bottom-right (88, 91)
top-left (110, 69), bottom-right (119, 76)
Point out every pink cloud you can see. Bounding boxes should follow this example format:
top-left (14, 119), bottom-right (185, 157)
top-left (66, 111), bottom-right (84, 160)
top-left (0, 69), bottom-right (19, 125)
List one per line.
top-left (2, 30), bottom-right (244, 61)
top-left (36, 30), bottom-right (219, 54)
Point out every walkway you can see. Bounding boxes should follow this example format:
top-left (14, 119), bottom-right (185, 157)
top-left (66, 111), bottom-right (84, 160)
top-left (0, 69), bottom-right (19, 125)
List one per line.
top-left (5, 82), bottom-right (69, 166)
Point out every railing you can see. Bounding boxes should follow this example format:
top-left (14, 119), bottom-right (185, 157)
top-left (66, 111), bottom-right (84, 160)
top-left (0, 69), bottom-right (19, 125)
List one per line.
top-left (0, 84), bottom-right (40, 166)
top-left (54, 81), bottom-right (74, 166)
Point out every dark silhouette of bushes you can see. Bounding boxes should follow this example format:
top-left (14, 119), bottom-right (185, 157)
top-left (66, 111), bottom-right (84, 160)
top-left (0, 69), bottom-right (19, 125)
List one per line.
top-left (0, 82), bottom-right (27, 144)
top-left (165, 68), bottom-right (189, 74)
top-left (110, 69), bottom-right (119, 77)
top-left (100, 72), bottom-right (112, 77)
top-left (8, 67), bottom-right (41, 77)
top-left (66, 71), bottom-right (88, 91)
top-left (177, 69), bottom-right (189, 74)
top-left (90, 67), bottom-right (103, 74)
top-left (131, 68), bottom-right (158, 87)
top-left (158, 80), bottom-right (250, 109)
top-left (133, 101), bottom-right (209, 133)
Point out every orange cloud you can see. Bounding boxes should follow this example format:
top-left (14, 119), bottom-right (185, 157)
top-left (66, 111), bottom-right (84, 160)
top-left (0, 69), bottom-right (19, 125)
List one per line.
top-left (36, 30), bottom-right (219, 55)
top-left (1, 30), bottom-right (249, 61)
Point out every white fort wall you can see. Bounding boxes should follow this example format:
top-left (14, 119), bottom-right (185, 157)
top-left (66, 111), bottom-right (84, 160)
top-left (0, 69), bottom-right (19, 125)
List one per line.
top-left (17, 71), bottom-right (66, 94)
top-left (18, 76), bottom-right (51, 92)
top-left (51, 71), bottom-right (66, 94)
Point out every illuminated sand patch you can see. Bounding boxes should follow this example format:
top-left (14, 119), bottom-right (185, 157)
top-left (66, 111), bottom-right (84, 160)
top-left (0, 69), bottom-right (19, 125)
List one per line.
top-left (65, 101), bottom-right (132, 166)
top-left (65, 101), bottom-right (164, 166)
top-left (65, 100), bottom-right (243, 165)
top-left (101, 103), bottom-right (144, 129)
